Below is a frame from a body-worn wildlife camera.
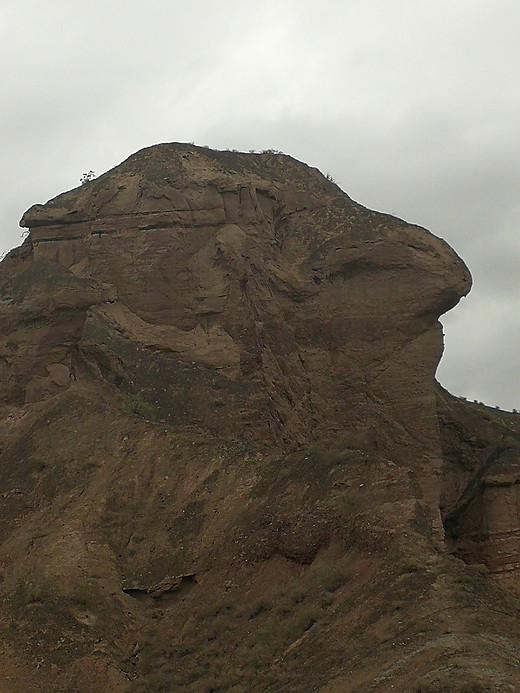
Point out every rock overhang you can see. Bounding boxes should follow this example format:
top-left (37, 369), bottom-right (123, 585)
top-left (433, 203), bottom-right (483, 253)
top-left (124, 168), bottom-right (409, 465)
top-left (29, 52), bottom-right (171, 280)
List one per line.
top-left (19, 142), bottom-right (471, 316)
top-left (7, 144), bottom-right (473, 460)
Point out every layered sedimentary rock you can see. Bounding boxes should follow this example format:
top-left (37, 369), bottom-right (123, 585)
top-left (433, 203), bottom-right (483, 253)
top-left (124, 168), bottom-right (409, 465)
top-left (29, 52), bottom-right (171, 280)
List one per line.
top-left (0, 144), bottom-right (519, 692)
top-left (438, 392), bottom-right (520, 590)
top-left (19, 144), bottom-right (471, 511)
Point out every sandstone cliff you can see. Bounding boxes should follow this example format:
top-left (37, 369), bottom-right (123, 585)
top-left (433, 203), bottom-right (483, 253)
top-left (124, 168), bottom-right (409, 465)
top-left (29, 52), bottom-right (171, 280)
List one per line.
top-left (0, 143), bottom-right (519, 692)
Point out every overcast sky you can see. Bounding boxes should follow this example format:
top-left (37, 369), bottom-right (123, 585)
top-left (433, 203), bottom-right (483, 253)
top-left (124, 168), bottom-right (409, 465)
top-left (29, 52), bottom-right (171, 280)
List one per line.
top-left (1, 0), bottom-right (519, 410)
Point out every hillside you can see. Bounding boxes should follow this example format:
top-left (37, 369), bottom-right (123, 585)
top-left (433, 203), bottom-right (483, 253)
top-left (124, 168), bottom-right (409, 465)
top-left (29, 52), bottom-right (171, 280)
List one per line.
top-left (1, 143), bottom-right (519, 692)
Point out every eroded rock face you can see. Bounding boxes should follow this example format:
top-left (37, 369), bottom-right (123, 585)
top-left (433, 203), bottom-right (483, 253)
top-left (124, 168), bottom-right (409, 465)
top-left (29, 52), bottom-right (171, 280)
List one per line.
top-left (453, 451), bottom-right (520, 588)
top-left (3, 144), bottom-right (520, 692)
top-left (17, 145), bottom-right (473, 554)
top-left (19, 144), bottom-right (470, 455)
top-left (438, 391), bottom-right (520, 591)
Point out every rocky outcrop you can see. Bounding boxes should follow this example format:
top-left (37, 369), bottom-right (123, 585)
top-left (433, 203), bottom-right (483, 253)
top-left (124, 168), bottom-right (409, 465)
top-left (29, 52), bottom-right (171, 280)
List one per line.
top-left (0, 143), bottom-right (519, 692)
top-left (19, 144), bottom-right (471, 498)
top-left (438, 390), bottom-right (520, 591)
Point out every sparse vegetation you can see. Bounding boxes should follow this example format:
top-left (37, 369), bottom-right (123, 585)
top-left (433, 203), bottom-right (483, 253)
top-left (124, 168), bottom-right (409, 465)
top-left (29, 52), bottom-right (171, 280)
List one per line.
top-left (247, 596), bottom-right (271, 618)
top-left (119, 391), bottom-right (159, 419)
top-left (311, 561), bottom-right (353, 592)
top-left (133, 552), bottom-right (356, 691)
top-left (401, 556), bottom-right (423, 574)
top-left (80, 170), bottom-right (96, 184)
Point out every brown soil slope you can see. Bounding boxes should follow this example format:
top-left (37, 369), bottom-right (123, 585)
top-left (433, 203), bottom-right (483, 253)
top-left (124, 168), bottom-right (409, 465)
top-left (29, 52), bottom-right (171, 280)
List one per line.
top-left (1, 143), bottom-right (520, 692)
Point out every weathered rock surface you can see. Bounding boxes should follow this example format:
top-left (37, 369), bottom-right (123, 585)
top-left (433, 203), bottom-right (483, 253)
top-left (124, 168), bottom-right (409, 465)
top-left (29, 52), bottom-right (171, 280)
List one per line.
top-left (0, 143), bottom-right (519, 691)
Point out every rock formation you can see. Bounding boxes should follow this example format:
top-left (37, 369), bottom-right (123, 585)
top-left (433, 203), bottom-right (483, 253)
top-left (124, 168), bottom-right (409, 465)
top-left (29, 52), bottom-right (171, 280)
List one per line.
top-left (0, 143), bottom-right (519, 691)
